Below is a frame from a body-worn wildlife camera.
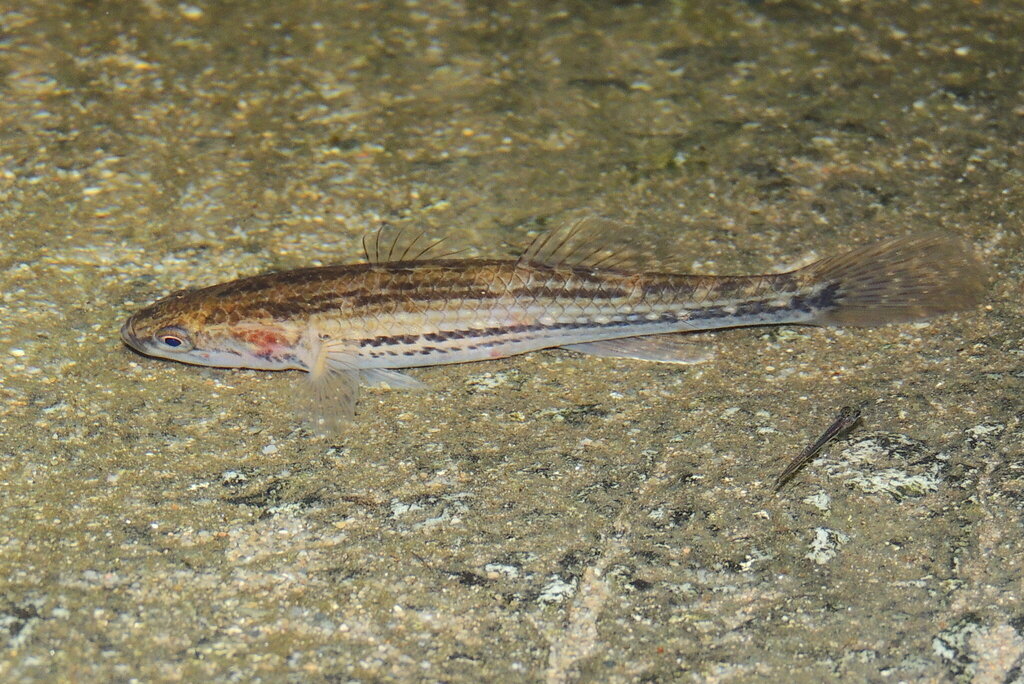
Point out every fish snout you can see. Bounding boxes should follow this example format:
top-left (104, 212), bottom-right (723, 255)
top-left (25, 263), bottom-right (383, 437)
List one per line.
top-left (120, 317), bottom-right (141, 350)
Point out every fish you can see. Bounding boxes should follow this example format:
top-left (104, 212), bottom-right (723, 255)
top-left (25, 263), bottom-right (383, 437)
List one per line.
top-left (120, 222), bottom-right (987, 433)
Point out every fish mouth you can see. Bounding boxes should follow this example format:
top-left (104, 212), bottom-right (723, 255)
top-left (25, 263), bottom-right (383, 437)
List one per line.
top-left (120, 317), bottom-right (142, 352)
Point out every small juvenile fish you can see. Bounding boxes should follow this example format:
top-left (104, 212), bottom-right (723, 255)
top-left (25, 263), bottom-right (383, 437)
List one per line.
top-left (121, 224), bottom-right (987, 432)
top-left (774, 405), bottom-right (863, 491)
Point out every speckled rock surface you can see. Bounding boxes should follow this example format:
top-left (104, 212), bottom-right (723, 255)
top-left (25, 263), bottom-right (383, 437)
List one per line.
top-left (1, 1), bottom-right (1022, 681)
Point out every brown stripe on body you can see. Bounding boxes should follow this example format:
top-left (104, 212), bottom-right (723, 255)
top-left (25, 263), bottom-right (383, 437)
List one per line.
top-left (351, 280), bottom-right (822, 360)
top-left (340, 269), bottom-right (828, 364)
top-left (149, 259), bottom-right (816, 342)
top-left (196, 261), bottom-right (648, 324)
top-left (638, 272), bottom-right (802, 302)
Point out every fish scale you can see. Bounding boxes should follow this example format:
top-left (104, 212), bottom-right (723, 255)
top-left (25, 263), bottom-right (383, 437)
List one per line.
top-left (121, 229), bottom-right (987, 430)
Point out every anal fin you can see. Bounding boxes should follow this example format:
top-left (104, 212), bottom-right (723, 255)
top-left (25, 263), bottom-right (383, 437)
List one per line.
top-left (562, 334), bottom-right (712, 365)
top-left (360, 368), bottom-right (428, 390)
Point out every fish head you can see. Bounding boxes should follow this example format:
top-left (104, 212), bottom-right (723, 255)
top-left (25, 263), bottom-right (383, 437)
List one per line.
top-left (120, 287), bottom-right (302, 370)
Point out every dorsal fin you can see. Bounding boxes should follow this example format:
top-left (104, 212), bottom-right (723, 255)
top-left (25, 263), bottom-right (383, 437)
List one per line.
top-left (515, 216), bottom-right (663, 271)
top-left (361, 225), bottom-right (465, 264)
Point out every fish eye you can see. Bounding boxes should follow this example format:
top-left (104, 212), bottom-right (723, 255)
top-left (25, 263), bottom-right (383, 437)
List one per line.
top-left (154, 326), bottom-right (194, 351)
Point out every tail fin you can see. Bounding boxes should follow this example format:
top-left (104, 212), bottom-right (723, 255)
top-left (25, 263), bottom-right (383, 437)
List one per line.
top-left (797, 234), bottom-right (988, 326)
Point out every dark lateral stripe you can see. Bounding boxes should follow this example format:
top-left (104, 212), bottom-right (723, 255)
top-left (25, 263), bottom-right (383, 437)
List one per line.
top-left (354, 288), bottom-right (837, 350)
top-left (357, 315), bottom-right (681, 350)
top-left (682, 287), bottom-right (837, 322)
top-left (797, 281), bottom-right (840, 312)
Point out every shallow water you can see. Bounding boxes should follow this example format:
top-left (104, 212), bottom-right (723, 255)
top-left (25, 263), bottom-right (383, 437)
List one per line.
top-left (1, 1), bottom-right (1022, 680)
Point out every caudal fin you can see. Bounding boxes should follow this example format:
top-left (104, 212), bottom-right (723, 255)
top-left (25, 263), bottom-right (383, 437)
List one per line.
top-left (797, 234), bottom-right (988, 326)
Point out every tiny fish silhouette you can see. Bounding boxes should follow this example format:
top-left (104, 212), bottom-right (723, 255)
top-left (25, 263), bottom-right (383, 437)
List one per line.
top-left (121, 221), bottom-right (987, 433)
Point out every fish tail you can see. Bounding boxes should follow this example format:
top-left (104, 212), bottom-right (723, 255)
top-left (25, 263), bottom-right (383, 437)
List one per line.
top-left (796, 233), bottom-right (988, 326)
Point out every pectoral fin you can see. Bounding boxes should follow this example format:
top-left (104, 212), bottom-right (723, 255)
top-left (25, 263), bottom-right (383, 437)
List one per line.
top-left (304, 363), bottom-right (359, 436)
top-left (302, 330), bottom-right (362, 435)
top-left (300, 329), bottom-right (432, 434)
top-left (562, 335), bottom-right (712, 365)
